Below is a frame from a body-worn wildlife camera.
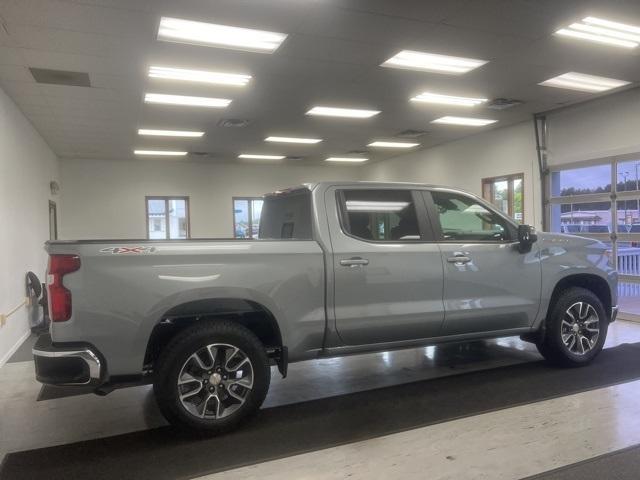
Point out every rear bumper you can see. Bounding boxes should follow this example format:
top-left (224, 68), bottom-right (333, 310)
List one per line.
top-left (32, 334), bottom-right (103, 386)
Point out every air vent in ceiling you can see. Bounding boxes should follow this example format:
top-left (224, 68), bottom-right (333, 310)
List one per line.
top-left (29, 68), bottom-right (91, 87)
top-left (395, 129), bottom-right (427, 138)
top-left (286, 155), bottom-right (305, 160)
top-left (347, 150), bottom-right (368, 155)
top-left (487, 98), bottom-right (523, 110)
top-left (218, 118), bottom-right (251, 128)
top-left (189, 151), bottom-right (211, 157)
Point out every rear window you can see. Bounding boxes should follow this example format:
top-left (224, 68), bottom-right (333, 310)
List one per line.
top-left (338, 189), bottom-right (420, 242)
top-left (258, 190), bottom-right (313, 239)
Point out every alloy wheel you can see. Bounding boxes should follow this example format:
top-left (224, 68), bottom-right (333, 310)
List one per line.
top-left (561, 301), bottom-right (600, 355)
top-left (177, 343), bottom-right (254, 419)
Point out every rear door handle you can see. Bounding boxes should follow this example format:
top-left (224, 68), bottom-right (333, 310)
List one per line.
top-left (340, 257), bottom-right (369, 267)
top-left (447, 255), bottom-right (471, 264)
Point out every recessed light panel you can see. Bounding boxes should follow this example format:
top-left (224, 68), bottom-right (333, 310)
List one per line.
top-left (381, 50), bottom-right (488, 74)
top-left (346, 201), bottom-right (409, 212)
top-left (325, 157), bottom-right (368, 163)
top-left (307, 106), bottom-right (380, 118)
top-left (134, 150), bottom-right (188, 156)
top-left (158, 17), bottom-right (287, 53)
top-left (431, 116), bottom-right (497, 127)
top-left (144, 93), bottom-right (231, 108)
top-left (555, 17), bottom-right (640, 48)
top-left (238, 154), bottom-right (285, 160)
top-left (368, 141), bottom-right (419, 148)
top-left (410, 92), bottom-right (487, 107)
top-left (148, 66), bottom-right (251, 86)
top-left (265, 136), bottom-right (322, 144)
top-left (539, 72), bottom-right (630, 93)
top-left (138, 129), bottom-right (204, 137)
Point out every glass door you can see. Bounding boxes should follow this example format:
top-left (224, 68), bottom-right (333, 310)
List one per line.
top-left (547, 157), bottom-right (640, 318)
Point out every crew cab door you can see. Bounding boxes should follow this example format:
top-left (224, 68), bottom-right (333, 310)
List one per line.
top-left (423, 189), bottom-right (541, 335)
top-left (326, 186), bottom-right (445, 345)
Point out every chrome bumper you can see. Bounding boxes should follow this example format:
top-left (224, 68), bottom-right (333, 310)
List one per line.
top-left (33, 334), bottom-right (103, 386)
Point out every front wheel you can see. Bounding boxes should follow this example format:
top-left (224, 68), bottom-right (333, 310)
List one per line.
top-left (536, 287), bottom-right (608, 367)
top-left (154, 320), bottom-right (271, 433)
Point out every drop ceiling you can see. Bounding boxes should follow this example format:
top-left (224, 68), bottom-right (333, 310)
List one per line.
top-left (0, 0), bottom-right (639, 165)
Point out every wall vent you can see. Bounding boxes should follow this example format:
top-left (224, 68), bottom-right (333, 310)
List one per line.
top-left (29, 68), bottom-right (91, 87)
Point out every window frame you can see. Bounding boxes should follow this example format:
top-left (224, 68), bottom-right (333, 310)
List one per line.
top-left (335, 188), bottom-right (436, 244)
top-left (145, 196), bottom-right (191, 240)
top-left (423, 189), bottom-right (519, 244)
top-left (481, 172), bottom-right (525, 223)
top-left (232, 196), bottom-right (264, 239)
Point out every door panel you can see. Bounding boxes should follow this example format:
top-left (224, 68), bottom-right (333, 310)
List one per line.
top-left (327, 187), bottom-right (445, 345)
top-left (425, 190), bottom-right (542, 335)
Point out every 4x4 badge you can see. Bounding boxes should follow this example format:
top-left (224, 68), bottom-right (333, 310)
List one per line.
top-left (99, 246), bottom-right (157, 254)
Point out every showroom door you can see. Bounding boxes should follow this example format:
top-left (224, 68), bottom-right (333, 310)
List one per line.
top-left (423, 189), bottom-right (542, 335)
top-left (326, 186), bottom-right (445, 345)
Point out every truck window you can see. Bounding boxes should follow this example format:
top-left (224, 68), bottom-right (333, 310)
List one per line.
top-left (339, 189), bottom-right (420, 242)
top-left (258, 190), bottom-right (313, 239)
top-left (431, 191), bottom-right (514, 242)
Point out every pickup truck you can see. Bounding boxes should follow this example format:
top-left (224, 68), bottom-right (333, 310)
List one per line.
top-left (33, 182), bottom-right (618, 433)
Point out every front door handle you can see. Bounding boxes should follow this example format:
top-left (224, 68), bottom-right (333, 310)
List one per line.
top-left (447, 255), bottom-right (471, 264)
top-left (340, 257), bottom-right (369, 267)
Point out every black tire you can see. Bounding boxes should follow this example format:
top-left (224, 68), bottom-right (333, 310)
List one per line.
top-left (153, 320), bottom-right (270, 433)
top-left (536, 287), bottom-right (608, 367)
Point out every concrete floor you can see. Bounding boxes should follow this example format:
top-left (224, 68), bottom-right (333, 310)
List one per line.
top-left (1, 320), bottom-right (639, 462)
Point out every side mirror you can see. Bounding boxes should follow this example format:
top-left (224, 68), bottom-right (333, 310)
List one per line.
top-left (517, 224), bottom-right (538, 252)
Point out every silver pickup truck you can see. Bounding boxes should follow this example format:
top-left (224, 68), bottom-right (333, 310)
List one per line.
top-left (34, 181), bottom-right (618, 433)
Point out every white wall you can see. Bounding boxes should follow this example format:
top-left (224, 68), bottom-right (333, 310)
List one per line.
top-left (0, 86), bottom-right (60, 365)
top-left (364, 121), bottom-right (542, 228)
top-left (60, 159), bottom-right (362, 239)
top-left (547, 87), bottom-right (640, 166)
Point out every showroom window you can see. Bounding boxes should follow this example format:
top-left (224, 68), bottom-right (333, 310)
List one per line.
top-left (482, 173), bottom-right (524, 223)
top-left (146, 196), bottom-right (190, 239)
top-left (233, 197), bottom-right (264, 238)
top-left (547, 157), bottom-right (640, 316)
top-left (338, 189), bottom-right (421, 242)
top-left (431, 190), bottom-right (513, 242)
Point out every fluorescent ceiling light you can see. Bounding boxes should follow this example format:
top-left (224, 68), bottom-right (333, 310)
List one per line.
top-left (368, 141), bottom-right (419, 148)
top-left (306, 106), bottom-right (380, 118)
top-left (238, 154), bottom-right (285, 160)
top-left (381, 50), bottom-right (488, 74)
top-left (134, 150), bottom-right (187, 156)
top-left (325, 157), bottom-right (368, 163)
top-left (138, 129), bottom-right (204, 137)
top-left (265, 136), bottom-right (322, 144)
top-left (431, 116), bottom-right (497, 126)
top-left (539, 72), bottom-right (630, 93)
top-left (410, 92), bottom-right (487, 107)
top-left (158, 17), bottom-right (287, 53)
top-left (346, 201), bottom-right (409, 212)
top-left (555, 17), bottom-right (640, 48)
top-left (144, 93), bottom-right (231, 108)
top-left (148, 66), bottom-right (251, 86)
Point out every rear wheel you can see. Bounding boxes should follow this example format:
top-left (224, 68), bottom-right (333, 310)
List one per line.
top-left (536, 287), bottom-right (608, 367)
top-left (154, 320), bottom-right (270, 433)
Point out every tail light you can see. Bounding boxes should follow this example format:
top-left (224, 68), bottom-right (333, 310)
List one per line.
top-left (47, 255), bottom-right (81, 322)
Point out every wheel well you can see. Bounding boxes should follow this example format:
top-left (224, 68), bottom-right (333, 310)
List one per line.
top-left (548, 274), bottom-right (612, 320)
top-left (143, 299), bottom-right (283, 370)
